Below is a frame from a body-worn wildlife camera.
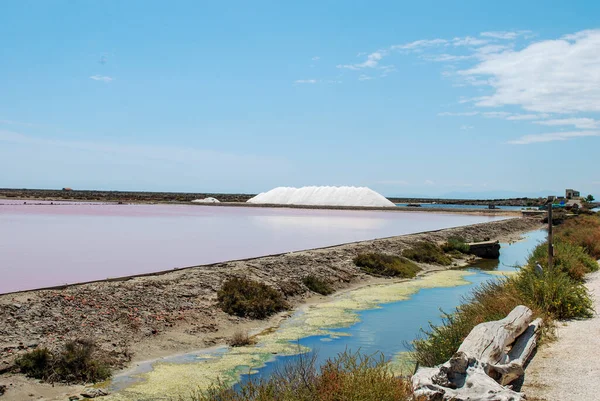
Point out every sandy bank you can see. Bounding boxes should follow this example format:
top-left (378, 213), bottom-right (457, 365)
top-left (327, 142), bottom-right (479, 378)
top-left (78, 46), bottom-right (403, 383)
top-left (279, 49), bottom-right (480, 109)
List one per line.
top-left (522, 269), bottom-right (600, 401)
top-left (0, 217), bottom-right (542, 399)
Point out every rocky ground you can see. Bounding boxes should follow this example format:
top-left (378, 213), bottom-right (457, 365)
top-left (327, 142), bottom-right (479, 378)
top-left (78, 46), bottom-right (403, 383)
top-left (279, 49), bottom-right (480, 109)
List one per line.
top-left (0, 217), bottom-right (542, 399)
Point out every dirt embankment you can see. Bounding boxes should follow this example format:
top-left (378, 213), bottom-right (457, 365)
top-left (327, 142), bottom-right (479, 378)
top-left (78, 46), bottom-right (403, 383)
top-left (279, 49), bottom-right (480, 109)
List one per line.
top-left (0, 217), bottom-right (542, 378)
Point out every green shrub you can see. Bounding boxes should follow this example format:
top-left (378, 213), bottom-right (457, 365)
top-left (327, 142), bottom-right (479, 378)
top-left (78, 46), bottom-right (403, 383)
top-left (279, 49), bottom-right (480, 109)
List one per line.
top-left (528, 240), bottom-right (598, 281)
top-left (302, 275), bottom-right (334, 295)
top-left (188, 350), bottom-right (413, 401)
top-left (217, 277), bottom-right (288, 319)
top-left (441, 237), bottom-right (470, 254)
top-left (15, 348), bottom-right (52, 380)
top-left (353, 253), bottom-right (421, 278)
top-left (15, 340), bottom-right (111, 384)
top-left (402, 242), bottom-right (452, 265)
top-left (513, 266), bottom-right (593, 320)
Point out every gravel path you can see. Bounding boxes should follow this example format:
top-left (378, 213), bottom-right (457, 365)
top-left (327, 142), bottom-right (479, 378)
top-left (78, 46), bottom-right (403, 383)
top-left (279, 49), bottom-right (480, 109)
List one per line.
top-left (522, 269), bottom-right (600, 401)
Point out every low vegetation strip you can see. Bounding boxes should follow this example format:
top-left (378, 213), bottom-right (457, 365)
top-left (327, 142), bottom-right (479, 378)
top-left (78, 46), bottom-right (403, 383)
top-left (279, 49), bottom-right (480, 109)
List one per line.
top-left (402, 241), bottom-right (452, 266)
top-left (354, 253), bottom-right (421, 278)
top-left (413, 213), bottom-right (600, 368)
top-left (217, 277), bottom-right (289, 319)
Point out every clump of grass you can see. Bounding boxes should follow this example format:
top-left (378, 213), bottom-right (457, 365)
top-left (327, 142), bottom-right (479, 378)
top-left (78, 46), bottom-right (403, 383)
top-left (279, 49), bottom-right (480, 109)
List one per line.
top-left (528, 240), bottom-right (598, 281)
top-left (302, 275), bottom-right (334, 295)
top-left (441, 236), bottom-right (470, 254)
top-left (217, 277), bottom-right (289, 319)
top-left (513, 266), bottom-right (593, 320)
top-left (353, 253), bottom-right (421, 278)
top-left (188, 349), bottom-right (413, 401)
top-left (15, 339), bottom-right (111, 384)
top-left (227, 330), bottom-right (254, 347)
top-left (402, 242), bottom-right (452, 265)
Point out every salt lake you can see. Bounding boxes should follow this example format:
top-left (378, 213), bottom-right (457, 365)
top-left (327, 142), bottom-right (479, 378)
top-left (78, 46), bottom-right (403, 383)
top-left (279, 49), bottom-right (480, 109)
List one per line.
top-left (0, 201), bottom-right (508, 294)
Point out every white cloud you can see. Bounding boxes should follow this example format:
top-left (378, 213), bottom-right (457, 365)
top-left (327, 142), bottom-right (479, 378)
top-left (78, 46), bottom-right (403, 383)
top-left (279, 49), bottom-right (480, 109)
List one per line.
top-left (507, 131), bottom-right (600, 145)
top-left (391, 39), bottom-right (447, 51)
top-left (482, 111), bottom-right (512, 118)
top-left (452, 36), bottom-right (488, 47)
top-left (480, 30), bottom-right (531, 40)
top-left (312, 56), bottom-right (320, 61)
top-left (461, 30), bottom-right (600, 113)
top-left (438, 111), bottom-right (479, 116)
top-left (294, 79), bottom-right (318, 84)
top-left (534, 118), bottom-right (599, 129)
top-left (424, 54), bottom-right (475, 62)
top-left (337, 51), bottom-right (385, 70)
top-left (89, 75), bottom-right (114, 83)
top-left (460, 125), bottom-right (474, 130)
top-left (506, 114), bottom-right (547, 121)
top-left (424, 179), bottom-right (435, 185)
top-left (359, 75), bottom-right (374, 81)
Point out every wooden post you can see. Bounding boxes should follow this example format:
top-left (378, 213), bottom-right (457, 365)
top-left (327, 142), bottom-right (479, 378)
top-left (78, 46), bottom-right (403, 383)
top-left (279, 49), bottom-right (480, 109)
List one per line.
top-left (547, 197), bottom-right (554, 270)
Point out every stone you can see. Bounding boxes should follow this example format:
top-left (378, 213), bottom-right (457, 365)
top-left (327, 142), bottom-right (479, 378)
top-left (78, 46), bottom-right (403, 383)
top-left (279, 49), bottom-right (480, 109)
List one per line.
top-left (80, 388), bottom-right (109, 398)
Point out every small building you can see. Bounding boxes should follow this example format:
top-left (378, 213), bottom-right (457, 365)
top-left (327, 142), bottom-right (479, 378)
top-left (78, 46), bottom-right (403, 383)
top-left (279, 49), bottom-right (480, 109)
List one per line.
top-left (566, 189), bottom-right (580, 199)
top-left (62, 187), bottom-right (73, 191)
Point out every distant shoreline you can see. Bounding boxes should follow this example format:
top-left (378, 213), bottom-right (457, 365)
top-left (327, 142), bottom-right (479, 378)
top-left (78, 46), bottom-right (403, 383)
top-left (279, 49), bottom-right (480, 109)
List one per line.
top-left (0, 188), bottom-right (550, 207)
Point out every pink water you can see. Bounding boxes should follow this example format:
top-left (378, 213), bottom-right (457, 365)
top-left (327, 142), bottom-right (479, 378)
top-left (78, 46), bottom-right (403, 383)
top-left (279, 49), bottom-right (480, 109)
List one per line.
top-left (0, 201), bottom-right (508, 294)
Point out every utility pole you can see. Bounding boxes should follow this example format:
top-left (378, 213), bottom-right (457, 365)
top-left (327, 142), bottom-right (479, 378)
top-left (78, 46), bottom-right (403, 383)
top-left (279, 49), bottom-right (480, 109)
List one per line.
top-left (547, 196), bottom-right (554, 270)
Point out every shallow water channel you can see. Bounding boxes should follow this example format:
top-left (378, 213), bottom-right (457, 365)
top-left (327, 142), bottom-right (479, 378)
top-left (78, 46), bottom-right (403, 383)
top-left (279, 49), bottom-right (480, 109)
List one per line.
top-left (106, 229), bottom-right (547, 400)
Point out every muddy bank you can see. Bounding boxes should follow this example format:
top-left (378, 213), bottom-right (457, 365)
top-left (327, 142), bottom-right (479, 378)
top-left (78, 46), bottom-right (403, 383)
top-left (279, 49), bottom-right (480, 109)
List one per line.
top-left (0, 217), bottom-right (542, 392)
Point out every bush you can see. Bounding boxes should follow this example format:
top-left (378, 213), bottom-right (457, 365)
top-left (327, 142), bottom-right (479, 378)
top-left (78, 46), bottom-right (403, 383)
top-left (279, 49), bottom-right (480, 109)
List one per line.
top-left (217, 277), bottom-right (288, 319)
top-left (513, 266), bottom-right (593, 320)
top-left (528, 240), bottom-right (598, 281)
top-left (441, 237), bottom-right (470, 254)
top-left (555, 214), bottom-right (600, 259)
top-left (15, 348), bottom-right (52, 380)
top-left (228, 330), bottom-right (254, 347)
top-left (353, 253), bottom-right (421, 278)
top-left (302, 275), bottom-right (334, 295)
top-left (402, 242), bottom-right (452, 265)
top-left (189, 350), bottom-right (413, 401)
top-left (15, 340), bottom-right (111, 384)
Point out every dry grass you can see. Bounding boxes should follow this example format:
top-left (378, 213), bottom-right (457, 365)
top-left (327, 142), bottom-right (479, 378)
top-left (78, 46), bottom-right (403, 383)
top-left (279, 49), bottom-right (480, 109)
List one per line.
top-left (228, 330), bottom-right (254, 347)
top-left (354, 253), bottom-right (421, 278)
top-left (217, 277), bottom-right (289, 319)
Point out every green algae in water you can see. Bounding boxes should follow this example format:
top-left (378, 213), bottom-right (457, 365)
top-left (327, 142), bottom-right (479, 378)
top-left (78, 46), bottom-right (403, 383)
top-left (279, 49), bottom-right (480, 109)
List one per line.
top-left (106, 270), bottom-right (473, 400)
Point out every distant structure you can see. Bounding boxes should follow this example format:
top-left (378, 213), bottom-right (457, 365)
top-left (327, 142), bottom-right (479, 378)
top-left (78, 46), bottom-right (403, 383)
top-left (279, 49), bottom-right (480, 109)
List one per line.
top-left (62, 187), bottom-right (73, 191)
top-left (566, 189), bottom-right (580, 199)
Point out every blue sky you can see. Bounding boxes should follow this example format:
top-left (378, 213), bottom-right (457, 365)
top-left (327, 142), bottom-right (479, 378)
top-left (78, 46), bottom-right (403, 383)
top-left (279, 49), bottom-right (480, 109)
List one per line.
top-left (1, 1), bottom-right (599, 198)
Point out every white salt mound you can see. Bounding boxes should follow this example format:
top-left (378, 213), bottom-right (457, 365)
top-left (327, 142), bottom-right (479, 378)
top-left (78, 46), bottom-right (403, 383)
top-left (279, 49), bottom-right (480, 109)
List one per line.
top-left (191, 197), bottom-right (220, 203)
top-left (247, 186), bottom-right (395, 207)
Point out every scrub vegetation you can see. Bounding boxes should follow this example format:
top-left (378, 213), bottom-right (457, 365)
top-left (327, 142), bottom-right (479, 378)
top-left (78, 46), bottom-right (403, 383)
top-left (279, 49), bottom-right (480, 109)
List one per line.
top-left (441, 236), bottom-right (471, 254)
top-left (413, 214), bottom-right (600, 367)
top-left (354, 253), bottom-right (421, 278)
top-left (302, 275), bottom-right (334, 295)
top-left (188, 350), bottom-right (414, 401)
top-left (402, 241), bottom-right (452, 265)
top-left (217, 277), bottom-right (289, 319)
top-left (15, 339), bottom-right (111, 384)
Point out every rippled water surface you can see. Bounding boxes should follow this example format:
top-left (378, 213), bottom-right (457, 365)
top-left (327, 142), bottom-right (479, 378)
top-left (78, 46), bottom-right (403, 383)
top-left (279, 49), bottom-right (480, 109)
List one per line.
top-left (0, 201), bottom-right (507, 293)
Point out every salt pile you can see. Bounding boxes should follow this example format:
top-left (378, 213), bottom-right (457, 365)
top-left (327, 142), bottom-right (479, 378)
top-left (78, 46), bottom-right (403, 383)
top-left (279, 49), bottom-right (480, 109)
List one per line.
top-left (247, 186), bottom-right (395, 207)
top-left (191, 197), bottom-right (220, 203)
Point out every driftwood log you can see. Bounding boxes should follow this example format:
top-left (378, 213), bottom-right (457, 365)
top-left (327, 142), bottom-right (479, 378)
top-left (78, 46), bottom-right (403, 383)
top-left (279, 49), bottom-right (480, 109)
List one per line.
top-left (412, 305), bottom-right (542, 401)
